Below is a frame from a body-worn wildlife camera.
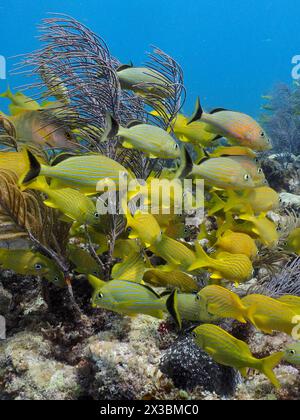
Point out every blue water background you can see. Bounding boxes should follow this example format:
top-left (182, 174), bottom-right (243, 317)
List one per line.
top-left (0, 0), bottom-right (299, 117)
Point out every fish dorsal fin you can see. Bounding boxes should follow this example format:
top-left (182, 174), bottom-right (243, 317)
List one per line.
top-left (166, 289), bottom-right (182, 329)
top-left (210, 108), bottom-right (228, 114)
top-left (51, 153), bottom-right (76, 166)
top-left (117, 63), bottom-right (134, 72)
top-left (212, 134), bottom-right (223, 141)
top-left (126, 120), bottom-right (143, 129)
top-left (187, 97), bottom-right (203, 125)
top-left (121, 280), bottom-right (161, 299)
top-left (140, 283), bottom-right (162, 299)
top-left (175, 146), bottom-right (194, 179)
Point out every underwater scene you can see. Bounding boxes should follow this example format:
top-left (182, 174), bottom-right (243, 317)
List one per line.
top-left (0, 0), bottom-right (300, 403)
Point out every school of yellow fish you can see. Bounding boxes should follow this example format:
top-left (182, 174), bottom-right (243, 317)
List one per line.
top-left (1, 78), bottom-right (300, 390)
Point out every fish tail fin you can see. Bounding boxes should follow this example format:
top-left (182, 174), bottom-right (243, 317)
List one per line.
top-left (208, 192), bottom-right (226, 216)
top-left (22, 176), bottom-right (49, 193)
top-left (260, 352), bottom-right (284, 389)
top-left (244, 304), bottom-right (257, 327)
top-left (101, 113), bottom-right (119, 142)
top-left (189, 242), bottom-right (209, 271)
top-left (166, 289), bottom-right (182, 329)
top-left (187, 97), bottom-right (203, 125)
top-left (19, 149), bottom-right (42, 186)
top-left (0, 86), bottom-right (12, 100)
top-left (175, 146), bottom-right (193, 179)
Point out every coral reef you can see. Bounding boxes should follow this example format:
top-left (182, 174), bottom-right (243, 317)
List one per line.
top-left (261, 83), bottom-right (300, 156)
top-left (0, 16), bottom-right (300, 402)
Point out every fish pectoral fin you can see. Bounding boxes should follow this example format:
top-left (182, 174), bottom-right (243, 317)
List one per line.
top-left (204, 346), bottom-right (217, 356)
top-left (122, 141), bottom-right (134, 149)
top-left (210, 272), bottom-right (223, 280)
top-left (248, 312), bottom-right (274, 334)
top-left (43, 199), bottom-right (58, 209)
top-left (148, 153), bottom-right (159, 159)
top-left (207, 303), bottom-right (220, 315)
top-left (59, 214), bottom-right (74, 223)
top-left (128, 232), bottom-right (139, 240)
top-left (239, 367), bottom-right (249, 378)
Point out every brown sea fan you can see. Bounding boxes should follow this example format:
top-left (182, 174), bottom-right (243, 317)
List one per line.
top-left (0, 169), bottom-right (71, 256)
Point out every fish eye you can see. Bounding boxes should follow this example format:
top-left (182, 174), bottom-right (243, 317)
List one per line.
top-left (257, 168), bottom-right (263, 174)
top-left (98, 292), bottom-right (104, 299)
top-left (288, 349), bottom-right (296, 356)
top-left (195, 295), bottom-right (201, 301)
top-left (127, 227), bottom-right (132, 233)
top-left (34, 263), bottom-right (43, 271)
top-left (260, 131), bottom-right (265, 138)
top-left (54, 276), bottom-right (60, 282)
top-left (244, 174), bottom-right (251, 181)
top-left (94, 212), bottom-right (100, 219)
top-left (174, 143), bottom-right (179, 150)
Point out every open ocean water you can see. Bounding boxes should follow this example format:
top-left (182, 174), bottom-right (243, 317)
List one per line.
top-left (1, 0), bottom-right (300, 116)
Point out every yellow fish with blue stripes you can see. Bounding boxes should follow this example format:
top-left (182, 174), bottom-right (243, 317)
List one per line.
top-left (0, 249), bottom-right (64, 287)
top-left (283, 342), bottom-right (300, 365)
top-left (150, 234), bottom-right (197, 271)
top-left (89, 276), bottom-right (180, 324)
top-left (22, 176), bottom-right (101, 227)
top-left (20, 150), bottom-right (133, 195)
top-left (191, 324), bottom-right (283, 388)
top-left (192, 157), bottom-right (255, 190)
top-left (102, 114), bottom-right (180, 159)
top-left (189, 242), bottom-right (253, 283)
top-left (116, 64), bottom-right (170, 97)
top-left (198, 285), bottom-right (252, 323)
top-left (242, 294), bottom-right (299, 335)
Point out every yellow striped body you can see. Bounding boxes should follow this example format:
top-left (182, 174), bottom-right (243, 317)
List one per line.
top-left (285, 228), bottom-right (300, 255)
top-left (242, 294), bottom-right (298, 335)
top-left (192, 157), bottom-right (255, 190)
top-left (239, 214), bottom-right (279, 247)
top-left (126, 211), bottom-right (162, 248)
top-left (190, 243), bottom-right (253, 283)
top-left (111, 251), bottom-right (146, 283)
top-left (198, 285), bottom-right (249, 323)
top-left (0, 249), bottom-right (64, 287)
top-left (174, 293), bottom-right (219, 322)
top-left (117, 67), bottom-right (169, 97)
top-left (228, 156), bottom-right (266, 187)
top-left (192, 324), bottom-right (283, 388)
top-left (38, 154), bottom-right (132, 194)
top-left (118, 124), bottom-right (180, 159)
top-left (277, 295), bottom-right (300, 313)
top-left (172, 113), bottom-right (217, 147)
top-left (150, 234), bottom-right (197, 271)
top-left (215, 231), bottom-right (258, 260)
top-left (68, 245), bottom-right (102, 277)
top-left (92, 279), bottom-right (165, 319)
top-left (143, 268), bottom-right (198, 292)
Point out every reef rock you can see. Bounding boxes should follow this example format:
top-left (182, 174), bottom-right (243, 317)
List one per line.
top-left (0, 332), bottom-right (81, 400)
top-left (0, 282), bottom-right (12, 315)
top-left (160, 335), bottom-right (239, 396)
top-left (280, 192), bottom-right (300, 209)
